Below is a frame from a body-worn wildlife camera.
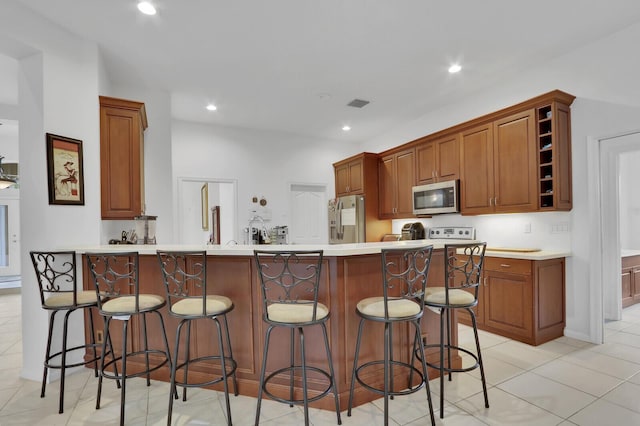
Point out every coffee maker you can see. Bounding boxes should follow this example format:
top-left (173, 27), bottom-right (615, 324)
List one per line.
top-left (401, 222), bottom-right (425, 240)
top-left (134, 215), bottom-right (157, 244)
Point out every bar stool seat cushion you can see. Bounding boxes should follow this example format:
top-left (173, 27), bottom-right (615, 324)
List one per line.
top-left (267, 301), bottom-right (329, 323)
top-left (44, 290), bottom-right (98, 308)
top-left (171, 295), bottom-right (233, 316)
top-left (101, 294), bottom-right (165, 314)
top-left (357, 296), bottom-right (421, 318)
top-left (425, 287), bottom-right (475, 306)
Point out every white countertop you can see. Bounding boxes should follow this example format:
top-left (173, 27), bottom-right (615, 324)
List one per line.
top-left (71, 241), bottom-right (570, 260)
top-left (483, 249), bottom-right (571, 261)
top-left (622, 249), bottom-right (640, 257)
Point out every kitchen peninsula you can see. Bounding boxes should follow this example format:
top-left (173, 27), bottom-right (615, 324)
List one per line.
top-left (77, 240), bottom-right (463, 409)
top-left (77, 241), bottom-right (568, 409)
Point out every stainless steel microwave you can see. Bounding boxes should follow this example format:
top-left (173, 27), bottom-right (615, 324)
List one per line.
top-left (412, 179), bottom-right (459, 215)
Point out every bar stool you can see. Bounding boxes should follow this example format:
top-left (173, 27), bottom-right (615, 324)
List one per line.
top-left (30, 251), bottom-right (101, 414)
top-left (253, 250), bottom-right (341, 426)
top-left (85, 251), bottom-right (173, 426)
top-left (156, 250), bottom-right (238, 426)
top-left (423, 242), bottom-right (489, 419)
top-left (347, 245), bottom-right (435, 426)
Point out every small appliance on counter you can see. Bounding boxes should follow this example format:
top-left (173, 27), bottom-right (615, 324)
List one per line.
top-left (134, 215), bottom-right (157, 244)
top-left (401, 222), bottom-right (425, 240)
top-left (427, 226), bottom-right (475, 240)
top-left (272, 226), bottom-right (289, 244)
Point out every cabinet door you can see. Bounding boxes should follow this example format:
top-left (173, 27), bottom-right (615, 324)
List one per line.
top-left (100, 103), bottom-right (145, 219)
top-left (395, 149), bottom-right (415, 216)
top-left (348, 159), bottom-right (364, 194)
top-left (484, 269), bottom-right (533, 340)
top-left (460, 123), bottom-right (494, 214)
top-left (335, 163), bottom-right (350, 196)
top-left (416, 141), bottom-right (436, 185)
top-left (622, 267), bottom-right (633, 308)
top-left (633, 267), bottom-right (640, 304)
top-left (378, 155), bottom-right (396, 217)
top-left (435, 135), bottom-right (459, 182)
top-left (493, 110), bottom-right (537, 212)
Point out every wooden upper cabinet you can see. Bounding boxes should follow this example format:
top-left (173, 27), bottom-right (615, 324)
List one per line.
top-left (416, 134), bottom-right (459, 185)
top-left (460, 109), bottom-right (537, 214)
top-left (333, 152), bottom-right (391, 241)
top-left (460, 123), bottom-right (494, 215)
top-left (493, 109), bottom-right (537, 213)
top-left (99, 96), bottom-right (147, 219)
top-left (334, 155), bottom-right (366, 196)
top-left (379, 148), bottom-right (415, 218)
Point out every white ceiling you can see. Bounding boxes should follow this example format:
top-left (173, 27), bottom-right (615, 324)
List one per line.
top-left (11, 0), bottom-right (640, 142)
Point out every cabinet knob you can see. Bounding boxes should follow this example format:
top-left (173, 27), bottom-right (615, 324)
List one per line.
top-left (500, 264), bottom-right (511, 268)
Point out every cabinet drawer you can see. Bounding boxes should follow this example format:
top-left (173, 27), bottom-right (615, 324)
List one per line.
top-left (484, 257), bottom-right (532, 275)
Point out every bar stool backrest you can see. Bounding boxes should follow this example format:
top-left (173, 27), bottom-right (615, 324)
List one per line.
top-left (381, 245), bottom-right (433, 319)
top-left (30, 251), bottom-right (80, 308)
top-left (444, 242), bottom-right (487, 303)
top-left (85, 252), bottom-right (140, 312)
top-left (254, 250), bottom-right (324, 323)
top-left (156, 250), bottom-right (207, 314)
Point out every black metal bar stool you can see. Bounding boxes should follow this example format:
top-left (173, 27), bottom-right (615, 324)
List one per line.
top-left (253, 250), bottom-right (341, 426)
top-left (157, 250), bottom-right (238, 426)
top-left (423, 242), bottom-right (489, 418)
top-left (347, 245), bottom-right (435, 426)
top-left (30, 250), bottom-right (101, 414)
top-left (85, 251), bottom-right (173, 426)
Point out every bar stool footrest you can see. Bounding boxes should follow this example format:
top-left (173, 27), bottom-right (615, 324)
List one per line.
top-left (354, 359), bottom-right (425, 397)
top-left (101, 349), bottom-right (170, 381)
top-left (423, 343), bottom-right (480, 374)
top-left (45, 342), bottom-right (101, 369)
top-left (263, 365), bottom-right (334, 405)
top-left (174, 355), bottom-right (238, 389)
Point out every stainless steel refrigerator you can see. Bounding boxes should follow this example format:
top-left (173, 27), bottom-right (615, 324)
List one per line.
top-left (328, 195), bottom-right (365, 244)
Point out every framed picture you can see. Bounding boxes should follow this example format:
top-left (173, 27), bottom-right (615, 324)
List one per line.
top-left (201, 183), bottom-right (209, 230)
top-left (46, 133), bottom-right (84, 205)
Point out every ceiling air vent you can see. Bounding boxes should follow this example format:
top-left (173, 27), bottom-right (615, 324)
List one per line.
top-left (347, 99), bottom-right (370, 108)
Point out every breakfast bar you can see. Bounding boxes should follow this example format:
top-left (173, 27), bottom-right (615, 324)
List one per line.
top-left (78, 240), bottom-right (469, 410)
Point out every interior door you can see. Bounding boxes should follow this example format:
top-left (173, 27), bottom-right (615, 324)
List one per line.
top-left (289, 184), bottom-right (327, 244)
top-left (0, 198), bottom-right (20, 276)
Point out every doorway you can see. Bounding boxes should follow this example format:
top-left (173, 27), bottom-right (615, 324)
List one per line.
top-left (595, 131), bottom-right (640, 341)
top-left (176, 177), bottom-right (237, 245)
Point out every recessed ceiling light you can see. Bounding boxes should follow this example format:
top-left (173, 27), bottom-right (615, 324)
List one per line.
top-left (137, 2), bottom-right (157, 15)
top-left (342, 125), bottom-right (351, 132)
top-left (448, 63), bottom-right (462, 74)
top-left (206, 104), bottom-right (217, 111)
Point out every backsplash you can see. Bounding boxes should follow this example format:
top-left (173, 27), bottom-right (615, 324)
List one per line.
top-left (393, 211), bottom-right (571, 251)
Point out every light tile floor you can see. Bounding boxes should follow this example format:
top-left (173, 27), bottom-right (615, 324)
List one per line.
top-left (2, 291), bottom-right (640, 425)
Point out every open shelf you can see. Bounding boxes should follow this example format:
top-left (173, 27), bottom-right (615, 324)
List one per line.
top-left (537, 105), bottom-right (554, 209)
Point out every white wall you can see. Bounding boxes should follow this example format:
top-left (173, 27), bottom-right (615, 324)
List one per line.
top-left (619, 151), bottom-right (640, 249)
top-left (0, 2), bottom-right (103, 380)
top-left (171, 120), bottom-right (356, 237)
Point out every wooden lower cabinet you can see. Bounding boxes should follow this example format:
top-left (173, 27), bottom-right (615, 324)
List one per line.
top-left (459, 256), bottom-right (565, 345)
top-left (83, 251), bottom-right (457, 411)
top-left (622, 255), bottom-right (640, 308)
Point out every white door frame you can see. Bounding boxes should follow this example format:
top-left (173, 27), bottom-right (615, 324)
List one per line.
top-left (588, 129), bottom-right (640, 344)
top-left (0, 190), bottom-right (20, 277)
top-left (175, 177), bottom-right (238, 244)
